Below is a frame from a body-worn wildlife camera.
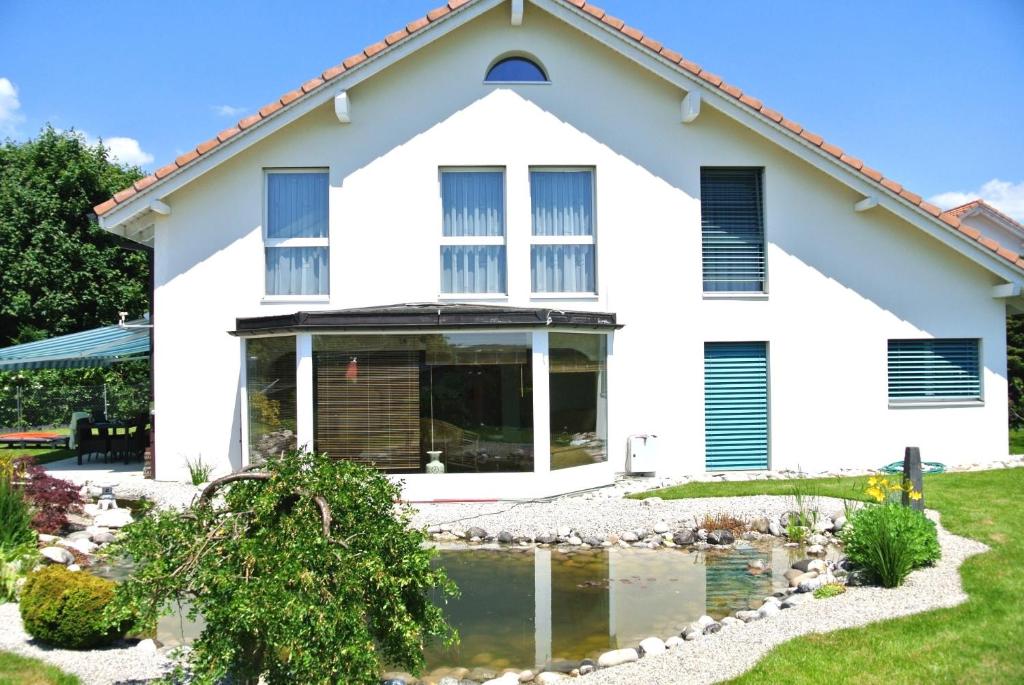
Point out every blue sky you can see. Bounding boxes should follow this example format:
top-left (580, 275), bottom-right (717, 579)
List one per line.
top-left (1, 0), bottom-right (1022, 218)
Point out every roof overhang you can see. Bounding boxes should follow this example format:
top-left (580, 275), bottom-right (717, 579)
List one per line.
top-left (231, 303), bottom-right (620, 336)
top-left (98, 0), bottom-right (1024, 284)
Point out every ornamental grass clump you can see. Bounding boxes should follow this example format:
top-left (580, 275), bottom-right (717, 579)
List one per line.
top-left (106, 449), bottom-right (456, 685)
top-left (841, 476), bottom-right (940, 588)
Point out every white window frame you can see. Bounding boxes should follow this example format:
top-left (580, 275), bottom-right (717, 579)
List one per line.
top-left (262, 168), bottom-right (330, 302)
top-left (438, 166), bottom-right (508, 298)
top-left (528, 166), bottom-right (598, 298)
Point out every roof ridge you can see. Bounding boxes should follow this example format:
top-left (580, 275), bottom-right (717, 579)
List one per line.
top-left (93, 0), bottom-right (1024, 273)
top-left (942, 199), bottom-right (1024, 232)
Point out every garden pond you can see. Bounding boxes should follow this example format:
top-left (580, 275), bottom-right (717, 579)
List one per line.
top-left (94, 540), bottom-right (818, 673)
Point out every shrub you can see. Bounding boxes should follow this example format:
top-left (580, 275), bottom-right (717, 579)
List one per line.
top-left (107, 449), bottom-right (456, 685)
top-left (20, 566), bottom-right (127, 648)
top-left (813, 582), bottom-right (847, 599)
top-left (15, 458), bottom-right (82, 534)
top-left (699, 512), bottom-right (746, 535)
top-left (185, 455), bottom-right (214, 486)
top-left (0, 478), bottom-right (35, 548)
top-left (841, 502), bottom-right (940, 588)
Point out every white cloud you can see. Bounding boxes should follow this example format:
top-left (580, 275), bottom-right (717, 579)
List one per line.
top-left (212, 104), bottom-right (245, 117)
top-left (103, 136), bottom-right (154, 166)
top-left (929, 179), bottom-right (1024, 223)
top-left (0, 77), bottom-right (24, 136)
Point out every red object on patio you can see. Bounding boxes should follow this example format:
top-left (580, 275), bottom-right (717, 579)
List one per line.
top-left (0, 431), bottom-right (68, 447)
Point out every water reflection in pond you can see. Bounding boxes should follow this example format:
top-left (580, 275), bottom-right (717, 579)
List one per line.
top-left (97, 542), bottom-right (810, 672)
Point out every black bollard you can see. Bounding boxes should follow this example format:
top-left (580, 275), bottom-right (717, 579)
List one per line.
top-left (902, 446), bottom-right (924, 511)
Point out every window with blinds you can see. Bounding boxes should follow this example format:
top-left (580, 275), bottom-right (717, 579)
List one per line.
top-left (701, 168), bottom-right (765, 292)
top-left (265, 171), bottom-right (329, 296)
top-left (704, 342), bottom-right (769, 470)
top-left (887, 339), bottom-right (981, 402)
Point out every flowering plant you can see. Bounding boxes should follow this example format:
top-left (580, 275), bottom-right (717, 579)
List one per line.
top-left (864, 475), bottom-right (922, 504)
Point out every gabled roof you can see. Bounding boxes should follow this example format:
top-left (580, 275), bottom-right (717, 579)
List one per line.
top-left (941, 200), bottom-right (1024, 235)
top-left (94, 0), bottom-right (1024, 278)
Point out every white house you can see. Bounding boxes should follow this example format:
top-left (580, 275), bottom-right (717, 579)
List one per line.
top-left (96, 0), bottom-right (1024, 501)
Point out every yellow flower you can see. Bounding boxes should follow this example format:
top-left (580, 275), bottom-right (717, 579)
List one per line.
top-left (908, 490), bottom-right (922, 501)
top-left (868, 476), bottom-right (880, 487)
top-left (865, 486), bottom-right (886, 503)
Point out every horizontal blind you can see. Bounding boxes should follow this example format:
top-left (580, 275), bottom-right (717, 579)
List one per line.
top-left (701, 168), bottom-right (765, 292)
top-left (704, 342), bottom-right (769, 470)
top-left (314, 350), bottom-right (421, 471)
top-left (887, 339), bottom-right (981, 401)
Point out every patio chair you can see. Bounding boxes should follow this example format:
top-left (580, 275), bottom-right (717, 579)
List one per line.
top-left (68, 411), bottom-right (91, 450)
top-left (122, 413), bottom-right (149, 463)
top-left (75, 419), bottom-right (107, 465)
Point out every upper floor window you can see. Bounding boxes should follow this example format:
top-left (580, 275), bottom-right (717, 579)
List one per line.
top-left (701, 167), bottom-right (765, 293)
top-left (440, 169), bottom-right (507, 294)
top-left (265, 170), bottom-right (329, 296)
top-left (888, 339), bottom-right (982, 403)
top-left (486, 56), bottom-right (547, 83)
top-left (530, 169), bottom-right (596, 294)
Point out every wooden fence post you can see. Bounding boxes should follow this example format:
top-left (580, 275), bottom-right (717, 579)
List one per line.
top-left (902, 446), bottom-right (924, 511)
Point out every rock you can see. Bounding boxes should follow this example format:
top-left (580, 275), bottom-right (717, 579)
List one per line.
top-left (832, 515), bottom-right (848, 532)
top-left (798, 576), bottom-right (826, 593)
top-left (789, 571), bottom-right (819, 588)
top-left (583, 536), bottom-right (603, 547)
top-left (768, 520), bottom-right (784, 537)
top-left (40, 547), bottom-right (74, 564)
top-left (465, 526), bottom-right (488, 540)
top-left (597, 648), bottom-right (639, 668)
top-left (703, 621), bottom-right (722, 635)
top-left (93, 508), bottom-right (134, 528)
top-left (518, 670), bottom-right (536, 682)
top-left (719, 616), bottom-right (742, 627)
top-left (67, 564), bottom-right (81, 572)
top-left (66, 530), bottom-right (93, 541)
top-left (807, 559), bottom-right (828, 574)
top-left (536, 534), bottom-right (557, 545)
top-left (807, 533), bottom-right (829, 546)
top-left (672, 530), bottom-right (696, 546)
top-left (846, 568), bottom-right (873, 586)
top-left (813, 517), bottom-right (834, 533)
top-left (747, 559), bottom-right (767, 573)
top-left (534, 673), bottom-right (566, 685)
top-left (653, 521), bottom-right (669, 534)
top-left (427, 525), bottom-right (442, 534)
top-left (37, 533), bottom-right (58, 543)
top-left (620, 531), bottom-right (639, 543)
top-left (735, 610), bottom-right (762, 623)
top-left (779, 511), bottom-right (801, 526)
top-left (91, 531), bottom-right (116, 544)
top-left (567, 536), bottom-right (582, 546)
top-left (542, 660), bottom-right (577, 674)
top-left (135, 638), bottom-right (158, 654)
top-left (696, 528), bottom-right (708, 541)
top-left (577, 660), bottom-right (596, 676)
top-left (381, 672), bottom-right (415, 685)
top-left (758, 602), bottom-right (781, 618)
top-left (791, 559), bottom-right (814, 573)
top-left (482, 674), bottom-right (520, 685)
top-left (496, 531), bottom-right (514, 544)
top-left (781, 597), bottom-right (801, 609)
top-left (665, 636), bottom-right (685, 648)
top-left (641, 496), bottom-right (663, 506)
top-left (61, 537), bottom-right (97, 555)
top-left (806, 544), bottom-right (826, 556)
top-left (468, 668), bottom-right (498, 683)
top-left (557, 526), bottom-right (572, 538)
top-left (639, 636), bottom-right (666, 656)
top-left (707, 529), bottom-right (735, 546)
top-left (750, 517), bottom-right (771, 534)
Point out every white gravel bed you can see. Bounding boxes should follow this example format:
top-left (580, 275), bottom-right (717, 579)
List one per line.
top-left (0, 602), bottom-right (172, 684)
top-left (583, 510), bottom-right (988, 685)
top-left (410, 493), bottom-right (851, 539)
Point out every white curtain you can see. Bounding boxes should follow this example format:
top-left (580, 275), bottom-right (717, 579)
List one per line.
top-left (441, 245), bottom-right (506, 294)
top-left (531, 245), bottom-right (595, 293)
top-left (530, 170), bottom-right (593, 236)
top-left (267, 172), bottom-right (328, 239)
top-left (266, 247), bottom-right (329, 296)
top-left (442, 171), bottom-right (504, 237)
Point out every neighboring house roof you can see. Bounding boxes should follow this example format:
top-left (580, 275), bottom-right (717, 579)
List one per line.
top-left (93, 0), bottom-right (1024, 278)
top-left (941, 199), bottom-right (1024, 235)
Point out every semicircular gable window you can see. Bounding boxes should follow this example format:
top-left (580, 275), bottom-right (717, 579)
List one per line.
top-left (486, 56), bottom-right (548, 82)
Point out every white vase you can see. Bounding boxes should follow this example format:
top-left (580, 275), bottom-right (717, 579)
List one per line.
top-left (426, 450), bottom-right (445, 474)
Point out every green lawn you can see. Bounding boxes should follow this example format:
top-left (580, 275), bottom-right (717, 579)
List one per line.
top-left (1010, 427), bottom-right (1024, 455)
top-left (635, 468), bottom-right (1024, 684)
top-left (0, 447), bottom-right (74, 466)
top-left (0, 651), bottom-right (80, 685)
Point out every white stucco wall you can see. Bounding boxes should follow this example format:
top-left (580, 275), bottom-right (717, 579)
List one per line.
top-left (148, 5), bottom-right (1009, 495)
top-left (959, 212), bottom-right (1024, 254)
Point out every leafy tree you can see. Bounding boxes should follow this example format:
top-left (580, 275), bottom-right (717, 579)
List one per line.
top-left (106, 450), bottom-right (456, 685)
top-left (0, 126), bottom-right (147, 347)
top-left (1008, 314), bottom-right (1024, 428)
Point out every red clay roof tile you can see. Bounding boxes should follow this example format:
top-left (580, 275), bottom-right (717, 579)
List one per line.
top-left (90, 0), bottom-right (1024, 274)
top-left (217, 127), bottom-right (241, 143)
top-left (155, 163), bottom-right (178, 179)
top-left (94, 198), bottom-right (118, 215)
top-left (279, 89), bottom-right (303, 106)
top-left (959, 225), bottom-right (982, 239)
top-left (195, 138), bottom-right (220, 155)
top-left (133, 175), bottom-right (158, 192)
top-left (979, 236), bottom-right (1000, 251)
top-left (238, 114), bottom-right (262, 130)
top-left (997, 246), bottom-right (1020, 262)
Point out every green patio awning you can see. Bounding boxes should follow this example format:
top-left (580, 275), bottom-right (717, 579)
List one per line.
top-left (0, 319), bottom-right (150, 370)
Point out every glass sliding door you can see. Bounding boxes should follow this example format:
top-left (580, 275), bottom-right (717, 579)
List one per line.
top-left (549, 333), bottom-right (608, 470)
top-left (245, 336), bottom-right (297, 463)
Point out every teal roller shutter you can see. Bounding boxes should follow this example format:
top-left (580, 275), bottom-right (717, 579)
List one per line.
top-left (887, 339), bottom-right (981, 401)
top-left (704, 342), bottom-right (769, 470)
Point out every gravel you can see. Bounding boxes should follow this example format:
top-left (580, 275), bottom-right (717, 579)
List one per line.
top-left (582, 509), bottom-right (988, 685)
top-left (0, 603), bottom-right (172, 684)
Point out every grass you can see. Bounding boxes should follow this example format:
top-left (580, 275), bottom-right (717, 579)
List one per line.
top-left (0, 651), bottom-right (80, 685)
top-left (1009, 427), bottom-right (1024, 455)
top-left (634, 468), bottom-right (1024, 684)
top-left (0, 448), bottom-right (74, 466)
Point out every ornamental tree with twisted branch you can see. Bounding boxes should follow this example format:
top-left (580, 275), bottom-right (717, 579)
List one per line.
top-left (105, 450), bottom-right (456, 685)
